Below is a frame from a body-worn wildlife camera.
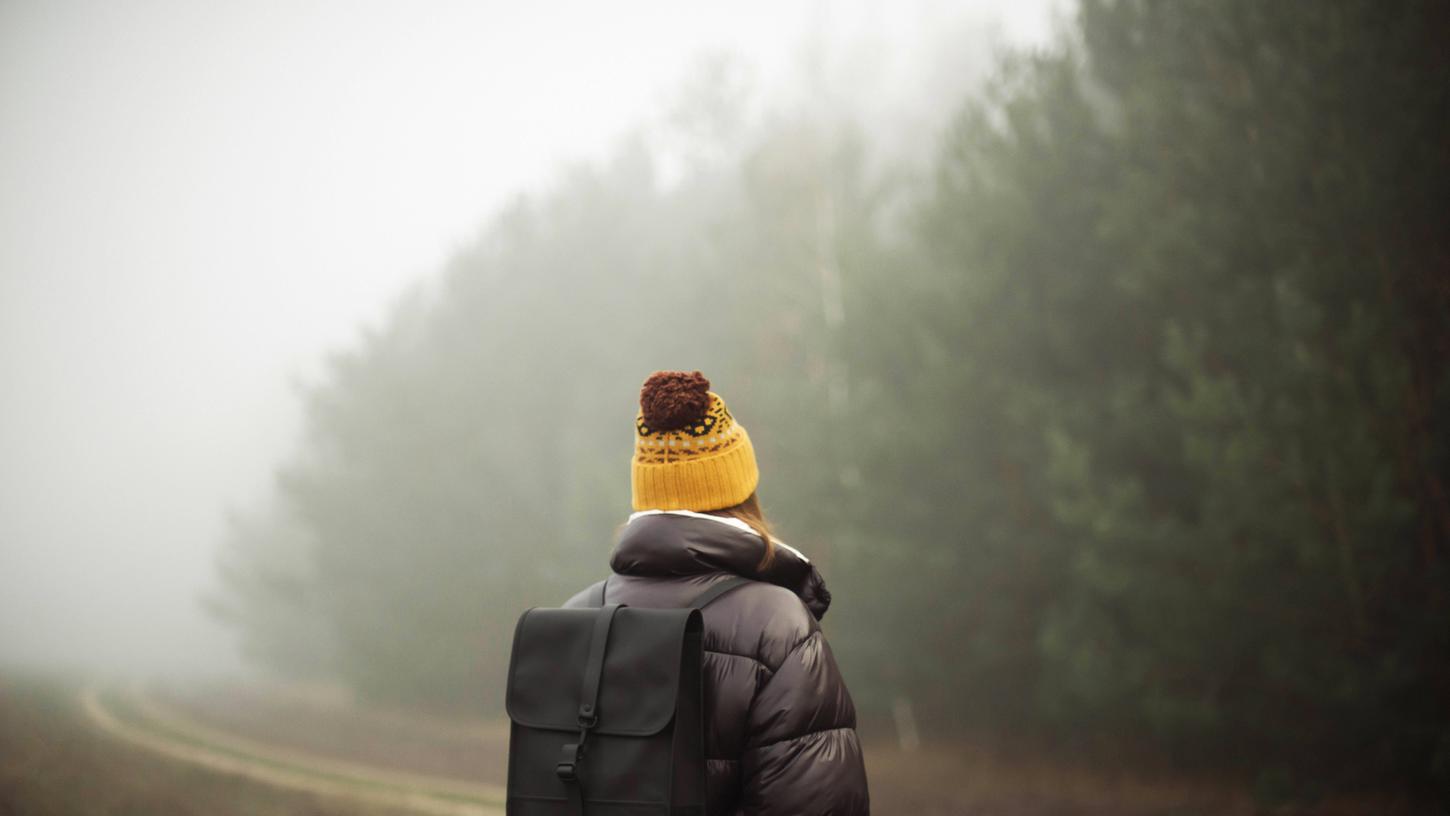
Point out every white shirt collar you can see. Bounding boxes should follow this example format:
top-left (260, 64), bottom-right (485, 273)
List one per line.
top-left (628, 508), bottom-right (757, 535)
top-left (625, 509), bottom-right (811, 563)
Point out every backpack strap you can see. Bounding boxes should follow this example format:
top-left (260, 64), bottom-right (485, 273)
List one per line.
top-left (688, 575), bottom-right (753, 609)
top-left (557, 599), bottom-right (622, 815)
top-left (586, 576), bottom-right (609, 608)
top-left (577, 603), bottom-right (621, 726)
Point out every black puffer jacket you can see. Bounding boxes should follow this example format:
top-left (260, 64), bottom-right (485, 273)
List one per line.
top-left (564, 510), bottom-right (870, 816)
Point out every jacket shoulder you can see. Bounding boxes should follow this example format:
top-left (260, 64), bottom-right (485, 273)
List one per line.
top-left (558, 575), bottom-right (817, 673)
top-left (710, 580), bottom-right (819, 673)
top-left (560, 579), bottom-right (604, 609)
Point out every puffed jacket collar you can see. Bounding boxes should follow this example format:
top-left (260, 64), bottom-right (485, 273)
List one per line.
top-left (610, 509), bottom-right (833, 621)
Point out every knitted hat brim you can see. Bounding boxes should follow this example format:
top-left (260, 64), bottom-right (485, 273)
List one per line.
top-left (631, 425), bottom-right (759, 511)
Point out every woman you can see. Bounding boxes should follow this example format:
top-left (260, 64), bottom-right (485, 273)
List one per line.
top-left (564, 370), bottom-right (870, 816)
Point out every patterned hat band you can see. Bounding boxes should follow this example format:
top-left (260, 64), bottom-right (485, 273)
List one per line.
top-left (635, 423), bottom-right (744, 450)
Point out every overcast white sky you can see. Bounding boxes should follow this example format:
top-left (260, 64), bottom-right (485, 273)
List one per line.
top-left (0, 0), bottom-right (1060, 676)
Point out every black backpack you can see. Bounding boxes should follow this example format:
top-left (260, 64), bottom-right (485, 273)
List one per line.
top-left (505, 575), bottom-right (752, 815)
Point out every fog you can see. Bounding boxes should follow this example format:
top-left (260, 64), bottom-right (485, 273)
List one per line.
top-left (5, 2), bottom-right (1447, 811)
top-left (0, 0), bottom-right (1054, 676)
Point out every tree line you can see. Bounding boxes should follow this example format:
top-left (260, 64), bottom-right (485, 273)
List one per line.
top-left (214, 0), bottom-right (1450, 800)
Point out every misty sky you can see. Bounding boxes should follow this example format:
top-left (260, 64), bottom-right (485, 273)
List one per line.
top-left (0, 0), bottom-right (1057, 676)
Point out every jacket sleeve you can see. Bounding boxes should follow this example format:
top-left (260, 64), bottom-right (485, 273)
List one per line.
top-left (739, 627), bottom-right (870, 815)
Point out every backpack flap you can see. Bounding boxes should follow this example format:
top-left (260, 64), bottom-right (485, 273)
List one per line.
top-left (506, 605), bottom-right (702, 736)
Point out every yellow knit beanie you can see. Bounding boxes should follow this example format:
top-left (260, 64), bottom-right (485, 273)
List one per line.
top-left (631, 371), bottom-right (759, 511)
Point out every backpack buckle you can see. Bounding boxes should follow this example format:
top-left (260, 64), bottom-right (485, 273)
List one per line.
top-left (556, 740), bottom-right (584, 781)
top-left (578, 704), bottom-right (598, 730)
top-left (575, 709), bottom-right (597, 756)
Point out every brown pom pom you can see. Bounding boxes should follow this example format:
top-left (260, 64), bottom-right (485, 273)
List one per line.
top-left (640, 370), bottom-right (711, 431)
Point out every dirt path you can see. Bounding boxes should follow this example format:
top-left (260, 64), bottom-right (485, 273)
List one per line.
top-left (159, 680), bottom-right (509, 783)
top-left (81, 685), bottom-right (505, 816)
